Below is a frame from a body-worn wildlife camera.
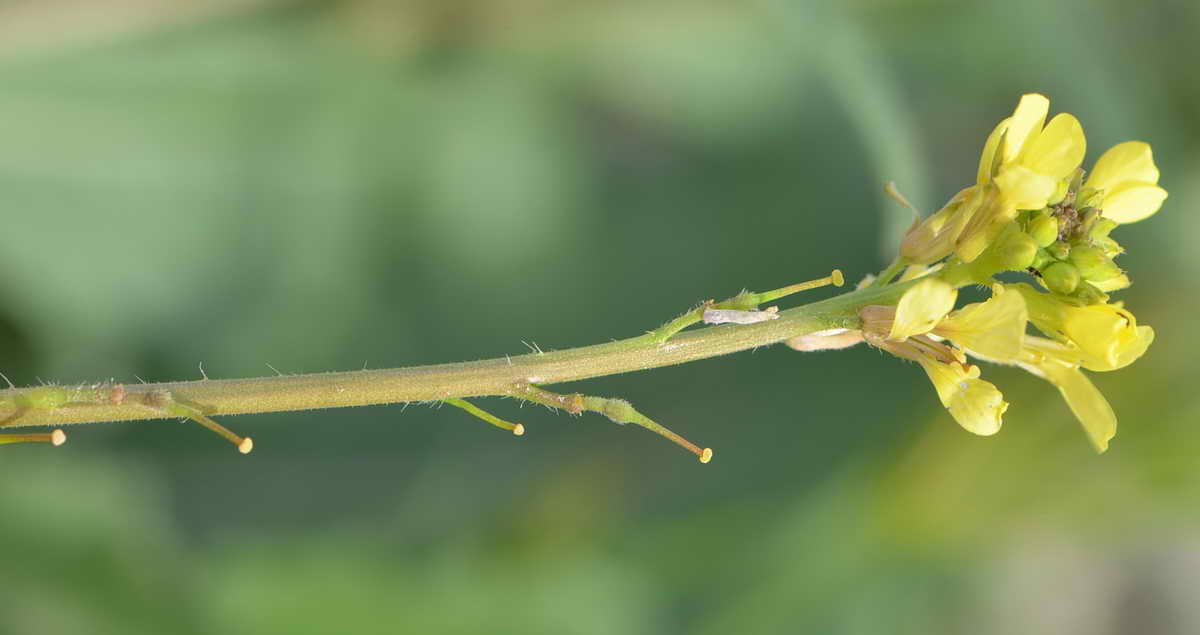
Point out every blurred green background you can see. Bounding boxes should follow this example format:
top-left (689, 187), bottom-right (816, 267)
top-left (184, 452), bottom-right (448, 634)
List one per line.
top-left (1, 1), bottom-right (1198, 633)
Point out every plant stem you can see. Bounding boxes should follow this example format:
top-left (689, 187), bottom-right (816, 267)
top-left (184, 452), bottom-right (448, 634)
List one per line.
top-left (0, 277), bottom-right (919, 430)
top-left (869, 257), bottom-right (907, 288)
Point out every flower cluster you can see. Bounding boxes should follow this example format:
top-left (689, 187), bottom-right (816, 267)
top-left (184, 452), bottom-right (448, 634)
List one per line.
top-left (867, 94), bottom-right (1165, 451)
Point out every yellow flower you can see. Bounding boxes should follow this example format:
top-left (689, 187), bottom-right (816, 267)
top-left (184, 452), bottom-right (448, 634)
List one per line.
top-left (1012, 283), bottom-right (1154, 371)
top-left (1084, 141), bottom-right (1168, 224)
top-left (863, 279), bottom-right (1012, 437)
top-left (955, 94), bottom-right (1087, 263)
top-left (989, 94), bottom-right (1088, 208)
top-left (938, 302), bottom-right (1118, 452)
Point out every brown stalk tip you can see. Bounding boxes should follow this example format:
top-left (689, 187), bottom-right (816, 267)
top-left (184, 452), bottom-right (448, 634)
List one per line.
top-left (51, 429), bottom-right (67, 446)
top-left (512, 423), bottom-right (526, 436)
top-left (238, 437), bottom-right (254, 454)
top-left (699, 448), bottom-right (714, 464)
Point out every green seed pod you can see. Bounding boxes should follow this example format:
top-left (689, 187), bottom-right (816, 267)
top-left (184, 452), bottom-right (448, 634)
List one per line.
top-left (1042, 261), bottom-right (1081, 295)
top-left (1046, 241), bottom-right (1071, 261)
top-left (1028, 213), bottom-right (1060, 247)
top-left (1069, 245), bottom-right (1123, 282)
top-left (998, 231), bottom-right (1039, 271)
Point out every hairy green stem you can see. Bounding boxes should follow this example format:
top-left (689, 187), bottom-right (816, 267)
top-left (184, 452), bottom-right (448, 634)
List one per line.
top-left (0, 276), bottom-right (921, 430)
top-left (869, 257), bottom-right (907, 288)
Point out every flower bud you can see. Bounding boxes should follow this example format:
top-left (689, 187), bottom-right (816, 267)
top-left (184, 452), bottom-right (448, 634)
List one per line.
top-left (1093, 236), bottom-right (1124, 258)
top-left (1028, 213), bottom-right (1060, 247)
top-left (1049, 179), bottom-right (1071, 205)
top-left (1066, 167), bottom-right (1086, 196)
top-left (1089, 217), bottom-right (1118, 240)
top-left (1042, 261), bottom-right (1080, 295)
top-left (1031, 248), bottom-right (1055, 270)
top-left (997, 231), bottom-right (1039, 271)
top-left (1046, 241), bottom-right (1071, 261)
top-left (901, 188), bottom-right (974, 264)
top-left (1072, 282), bottom-right (1109, 305)
top-left (1075, 186), bottom-right (1102, 209)
top-left (1069, 245), bottom-right (1123, 282)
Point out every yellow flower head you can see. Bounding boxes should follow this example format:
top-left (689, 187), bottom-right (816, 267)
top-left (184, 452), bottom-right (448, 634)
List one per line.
top-left (860, 93), bottom-right (1163, 453)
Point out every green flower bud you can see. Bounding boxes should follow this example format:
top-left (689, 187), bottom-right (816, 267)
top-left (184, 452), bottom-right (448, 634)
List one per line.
top-left (1072, 281), bottom-right (1109, 305)
top-left (1042, 261), bottom-right (1081, 295)
top-left (1049, 179), bottom-right (1071, 205)
top-left (1031, 248), bottom-right (1055, 271)
top-left (998, 231), bottom-right (1039, 271)
top-left (1066, 168), bottom-right (1086, 196)
top-left (1069, 245), bottom-right (1123, 282)
top-left (1089, 217), bottom-right (1118, 240)
top-left (1093, 235), bottom-right (1124, 258)
top-left (1046, 241), bottom-right (1071, 261)
top-left (1077, 207), bottom-right (1101, 236)
top-left (1028, 213), bottom-right (1060, 247)
top-left (1076, 186), bottom-right (1102, 209)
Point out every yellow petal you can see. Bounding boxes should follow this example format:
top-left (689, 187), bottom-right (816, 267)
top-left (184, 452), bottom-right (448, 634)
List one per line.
top-left (1081, 324), bottom-right (1154, 372)
top-left (1085, 141), bottom-right (1160, 192)
top-left (919, 360), bottom-right (1007, 436)
top-left (1022, 359), bottom-right (1116, 452)
top-left (977, 118), bottom-right (1011, 185)
top-left (1003, 94), bottom-right (1049, 162)
top-left (935, 284), bottom-right (1028, 360)
top-left (1102, 182), bottom-right (1168, 224)
top-left (1019, 113), bottom-right (1086, 181)
top-left (1061, 309), bottom-right (1131, 369)
top-left (993, 164), bottom-right (1059, 210)
top-left (948, 377), bottom-right (1008, 436)
top-left (889, 277), bottom-right (957, 340)
top-left (1092, 274), bottom-right (1131, 293)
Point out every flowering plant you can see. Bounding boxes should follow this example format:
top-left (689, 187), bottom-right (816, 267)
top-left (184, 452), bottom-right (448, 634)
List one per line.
top-left (0, 94), bottom-right (1165, 457)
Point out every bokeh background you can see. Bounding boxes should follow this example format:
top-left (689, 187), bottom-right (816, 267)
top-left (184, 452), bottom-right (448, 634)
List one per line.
top-left (1, 1), bottom-right (1198, 633)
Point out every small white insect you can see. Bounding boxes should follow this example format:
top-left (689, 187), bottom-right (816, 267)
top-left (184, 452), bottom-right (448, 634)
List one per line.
top-left (702, 306), bottom-right (780, 325)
